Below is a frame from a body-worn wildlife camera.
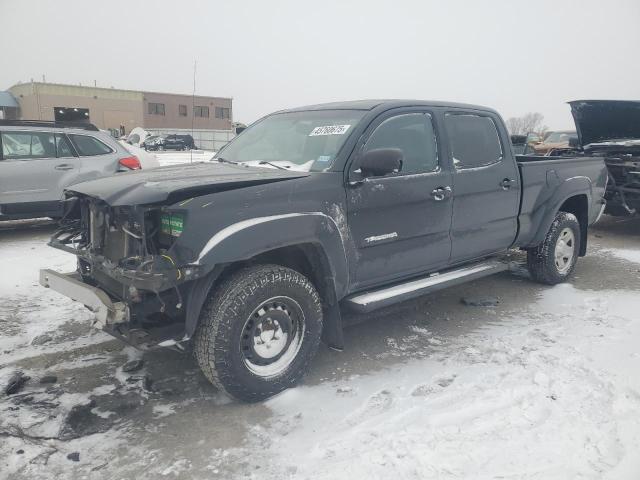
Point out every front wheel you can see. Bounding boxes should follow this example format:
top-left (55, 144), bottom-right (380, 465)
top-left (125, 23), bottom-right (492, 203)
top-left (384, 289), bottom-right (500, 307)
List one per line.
top-left (195, 265), bottom-right (323, 402)
top-left (527, 211), bottom-right (581, 285)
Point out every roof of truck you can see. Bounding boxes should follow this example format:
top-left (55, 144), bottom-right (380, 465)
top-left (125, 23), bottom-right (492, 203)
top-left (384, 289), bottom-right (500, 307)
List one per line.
top-left (279, 99), bottom-right (498, 114)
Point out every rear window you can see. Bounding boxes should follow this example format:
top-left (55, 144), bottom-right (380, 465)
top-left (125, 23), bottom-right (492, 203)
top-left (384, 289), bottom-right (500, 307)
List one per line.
top-left (1, 131), bottom-right (56, 159)
top-left (69, 134), bottom-right (113, 156)
top-left (445, 114), bottom-right (503, 168)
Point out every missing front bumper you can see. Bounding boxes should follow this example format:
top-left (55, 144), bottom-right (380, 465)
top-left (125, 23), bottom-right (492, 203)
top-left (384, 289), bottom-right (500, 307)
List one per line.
top-left (39, 269), bottom-right (128, 329)
top-left (39, 269), bottom-right (188, 350)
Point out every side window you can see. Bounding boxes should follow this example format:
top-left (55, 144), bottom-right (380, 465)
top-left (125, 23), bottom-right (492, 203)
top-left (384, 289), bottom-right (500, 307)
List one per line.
top-left (445, 113), bottom-right (503, 169)
top-left (55, 134), bottom-right (75, 157)
top-left (363, 113), bottom-right (438, 175)
top-left (0, 131), bottom-right (56, 159)
top-left (69, 134), bottom-right (113, 156)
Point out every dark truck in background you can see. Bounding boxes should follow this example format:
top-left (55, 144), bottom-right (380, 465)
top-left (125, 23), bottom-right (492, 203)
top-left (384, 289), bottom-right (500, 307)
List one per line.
top-left (40, 100), bottom-right (607, 401)
top-left (569, 100), bottom-right (640, 216)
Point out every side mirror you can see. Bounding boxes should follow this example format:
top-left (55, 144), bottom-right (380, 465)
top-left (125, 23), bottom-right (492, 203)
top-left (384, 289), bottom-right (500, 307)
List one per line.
top-left (359, 148), bottom-right (403, 178)
top-left (568, 136), bottom-right (580, 148)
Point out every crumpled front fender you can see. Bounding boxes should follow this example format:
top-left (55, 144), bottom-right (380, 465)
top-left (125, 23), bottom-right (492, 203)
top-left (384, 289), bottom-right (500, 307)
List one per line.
top-left (192, 212), bottom-right (350, 297)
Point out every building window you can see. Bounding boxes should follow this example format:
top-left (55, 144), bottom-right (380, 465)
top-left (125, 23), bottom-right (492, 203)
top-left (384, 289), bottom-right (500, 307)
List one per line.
top-left (179, 104), bottom-right (187, 116)
top-left (215, 107), bottom-right (231, 119)
top-left (54, 107), bottom-right (90, 123)
top-left (148, 103), bottom-right (165, 115)
top-left (194, 106), bottom-right (209, 118)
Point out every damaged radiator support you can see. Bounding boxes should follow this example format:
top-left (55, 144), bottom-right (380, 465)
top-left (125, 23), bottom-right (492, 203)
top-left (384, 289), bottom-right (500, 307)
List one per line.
top-left (45, 196), bottom-right (199, 348)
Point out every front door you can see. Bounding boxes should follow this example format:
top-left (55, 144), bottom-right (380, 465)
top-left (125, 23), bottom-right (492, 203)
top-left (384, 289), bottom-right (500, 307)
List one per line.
top-left (346, 110), bottom-right (453, 290)
top-left (443, 111), bottom-right (520, 263)
top-left (0, 131), bottom-right (80, 214)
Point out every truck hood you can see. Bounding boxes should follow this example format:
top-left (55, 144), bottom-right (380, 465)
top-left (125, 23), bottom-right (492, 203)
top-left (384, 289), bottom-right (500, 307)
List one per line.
top-left (569, 100), bottom-right (640, 147)
top-left (67, 162), bottom-right (310, 206)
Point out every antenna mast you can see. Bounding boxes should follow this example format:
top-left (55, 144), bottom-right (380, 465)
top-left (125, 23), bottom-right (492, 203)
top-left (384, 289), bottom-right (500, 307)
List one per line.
top-left (191, 60), bottom-right (196, 164)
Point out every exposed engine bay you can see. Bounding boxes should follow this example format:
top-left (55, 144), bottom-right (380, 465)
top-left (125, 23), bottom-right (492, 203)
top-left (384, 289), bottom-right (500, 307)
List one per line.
top-left (593, 149), bottom-right (640, 216)
top-left (48, 195), bottom-right (200, 348)
top-left (567, 100), bottom-right (640, 216)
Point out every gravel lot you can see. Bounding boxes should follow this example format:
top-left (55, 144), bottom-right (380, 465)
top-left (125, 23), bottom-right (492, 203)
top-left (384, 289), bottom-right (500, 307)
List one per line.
top-left (1, 215), bottom-right (639, 479)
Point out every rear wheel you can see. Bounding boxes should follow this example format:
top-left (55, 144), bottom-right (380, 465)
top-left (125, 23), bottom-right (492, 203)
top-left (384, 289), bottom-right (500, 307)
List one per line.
top-left (195, 265), bottom-right (323, 402)
top-left (527, 211), bottom-right (580, 285)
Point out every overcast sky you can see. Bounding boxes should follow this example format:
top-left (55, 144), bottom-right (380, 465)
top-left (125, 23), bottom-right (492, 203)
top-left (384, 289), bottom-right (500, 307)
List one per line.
top-left (1, 0), bottom-right (639, 129)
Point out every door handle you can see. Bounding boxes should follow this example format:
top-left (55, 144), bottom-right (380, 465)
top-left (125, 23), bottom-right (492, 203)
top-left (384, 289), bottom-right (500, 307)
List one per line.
top-left (55, 164), bottom-right (74, 171)
top-left (431, 186), bottom-right (452, 201)
top-left (500, 178), bottom-right (513, 190)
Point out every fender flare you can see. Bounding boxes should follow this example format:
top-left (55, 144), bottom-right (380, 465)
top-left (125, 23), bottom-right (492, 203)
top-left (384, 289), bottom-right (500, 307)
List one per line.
top-left (528, 176), bottom-right (592, 250)
top-left (183, 212), bottom-right (349, 346)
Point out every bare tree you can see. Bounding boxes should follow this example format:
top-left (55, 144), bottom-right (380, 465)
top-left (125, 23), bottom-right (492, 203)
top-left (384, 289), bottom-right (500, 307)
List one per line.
top-left (505, 112), bottom-right (548, 136)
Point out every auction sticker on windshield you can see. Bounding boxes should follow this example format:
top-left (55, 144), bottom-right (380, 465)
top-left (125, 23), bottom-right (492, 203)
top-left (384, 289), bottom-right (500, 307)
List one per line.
top-left (309, 125), bottom-right (351, 136)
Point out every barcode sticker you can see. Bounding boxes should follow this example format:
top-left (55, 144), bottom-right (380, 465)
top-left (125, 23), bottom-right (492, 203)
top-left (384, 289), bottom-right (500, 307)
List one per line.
top-left (309, 125), bottom-right (351, 136)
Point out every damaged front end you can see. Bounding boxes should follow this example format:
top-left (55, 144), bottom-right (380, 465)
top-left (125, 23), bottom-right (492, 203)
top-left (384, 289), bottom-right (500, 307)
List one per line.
top-left (600, 152), bottom-right (640, 216)
top-left (569, 100), bottom-right (640, 216)
top-left (41, 194), bottom-right (203, 349)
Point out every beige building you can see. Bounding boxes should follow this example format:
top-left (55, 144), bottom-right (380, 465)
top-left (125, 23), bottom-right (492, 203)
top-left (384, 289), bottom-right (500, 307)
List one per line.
top-left (6, 82), bottom-right (233, 134)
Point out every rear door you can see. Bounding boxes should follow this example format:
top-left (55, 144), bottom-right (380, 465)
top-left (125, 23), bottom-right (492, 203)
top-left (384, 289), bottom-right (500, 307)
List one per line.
top-left (444, 111), bottom-right (520, 263)
top-left (346, 109), bottom-right (453, 289)
top-left (0, 130), bottom-right (80, 214)
top-left (67, 133), bottom-right (120, 183)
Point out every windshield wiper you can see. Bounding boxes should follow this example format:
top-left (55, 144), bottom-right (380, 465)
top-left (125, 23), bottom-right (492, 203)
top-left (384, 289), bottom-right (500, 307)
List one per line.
top-left (258, 161), bottom-right (289, 170)
top-left (215, 157), bottom-right (239, 165)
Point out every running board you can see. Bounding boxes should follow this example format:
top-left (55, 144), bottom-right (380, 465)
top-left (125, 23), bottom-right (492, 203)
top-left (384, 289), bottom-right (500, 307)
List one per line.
top-left (344, 260), bottom-right (510, 313)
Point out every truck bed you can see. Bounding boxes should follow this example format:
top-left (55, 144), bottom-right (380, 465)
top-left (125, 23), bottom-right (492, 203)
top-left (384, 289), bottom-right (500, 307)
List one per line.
top-left (514, 155), bottom-right (607, 247)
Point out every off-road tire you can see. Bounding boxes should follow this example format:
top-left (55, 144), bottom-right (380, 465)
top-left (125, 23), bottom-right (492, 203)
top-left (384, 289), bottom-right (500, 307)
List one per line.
top-left (527, 211), bottom-right (581, 285)
top-left (194, 264), bottom-right (323, 402)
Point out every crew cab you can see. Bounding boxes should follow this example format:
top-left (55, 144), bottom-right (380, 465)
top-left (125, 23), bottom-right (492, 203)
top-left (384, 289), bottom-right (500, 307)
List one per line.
top-left (40, 100), bottom-right (607, 401)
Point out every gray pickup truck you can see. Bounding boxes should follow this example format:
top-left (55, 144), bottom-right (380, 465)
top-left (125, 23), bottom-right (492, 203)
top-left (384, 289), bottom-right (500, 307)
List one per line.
top-left (40, 100), bottom-right (607, 401)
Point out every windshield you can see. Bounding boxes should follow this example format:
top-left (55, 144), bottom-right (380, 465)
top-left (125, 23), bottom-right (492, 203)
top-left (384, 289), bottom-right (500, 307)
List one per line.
top-left (544, 132), bottom-right (576, 143)
top-left (215, 109), bottom-right (365, 171)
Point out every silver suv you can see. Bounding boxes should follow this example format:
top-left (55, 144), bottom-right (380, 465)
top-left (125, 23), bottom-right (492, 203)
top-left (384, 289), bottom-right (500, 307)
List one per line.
top-left (0, 121), bottom-right (142, 220)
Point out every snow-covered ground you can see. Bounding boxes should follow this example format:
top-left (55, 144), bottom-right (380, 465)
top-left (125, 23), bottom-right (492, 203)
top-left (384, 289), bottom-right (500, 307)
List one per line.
top-left (1, 216), bottom-right (639, 479)
top-left (602, 248), bottom-right (640, 264)
top-left (260, 285), bottom-right (640, 479)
